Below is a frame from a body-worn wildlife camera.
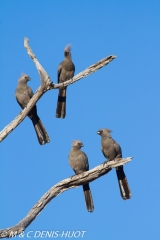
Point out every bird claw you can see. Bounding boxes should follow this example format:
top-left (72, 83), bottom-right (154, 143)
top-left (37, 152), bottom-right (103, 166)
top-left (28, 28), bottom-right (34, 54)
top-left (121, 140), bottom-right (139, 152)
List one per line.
top-left (115, 157), bottom-right (122, 161)
top-left (70, 174), bottom-right (77, 179)
top-left (81, 172), bottom-right (85, 177)
top-left (103, 161), bottom-right (108, 166)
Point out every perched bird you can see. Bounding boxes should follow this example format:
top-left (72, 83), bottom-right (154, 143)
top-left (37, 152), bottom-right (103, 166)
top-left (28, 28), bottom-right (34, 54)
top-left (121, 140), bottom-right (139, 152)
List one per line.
top-left (68, 140), bottom-right (94, 212)
top-left (15, 74), bottom-right (50, 145)
top-left (97, 128), bottom-right (131, 200)
top-left (56, 44), bottom-right (75, 118)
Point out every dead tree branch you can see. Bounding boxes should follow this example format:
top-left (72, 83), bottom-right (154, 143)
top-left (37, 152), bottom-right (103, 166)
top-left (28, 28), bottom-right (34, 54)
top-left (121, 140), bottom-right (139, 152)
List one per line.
top-left (0, 37), bottom-right (116, 142)
top-left (0, 157), bottom-right (132, 238)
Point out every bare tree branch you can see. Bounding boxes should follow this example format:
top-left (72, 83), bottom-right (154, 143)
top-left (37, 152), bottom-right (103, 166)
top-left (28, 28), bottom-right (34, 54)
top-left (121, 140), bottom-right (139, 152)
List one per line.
top-left (0, 38), bottom-right (116, 142)
top-left (24, 38), bottom-right (51, 88)
top-left (0, 157), bottom-right (132, 238)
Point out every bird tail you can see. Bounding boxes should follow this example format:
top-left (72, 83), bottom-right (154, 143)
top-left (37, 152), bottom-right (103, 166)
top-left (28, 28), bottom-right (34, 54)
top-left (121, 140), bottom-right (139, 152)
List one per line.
top-left (32, 116), bottom-right (50, 145)
top-left (116, 166), bottom-right (131, 200)
top-left (56, 87), bottom-right (67, 118)
top-left (83, 184), bottom-right (94, 212)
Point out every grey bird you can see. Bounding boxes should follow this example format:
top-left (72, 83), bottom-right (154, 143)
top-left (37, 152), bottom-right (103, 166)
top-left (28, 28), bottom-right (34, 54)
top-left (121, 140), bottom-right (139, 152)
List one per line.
top-left (68, 140), bottom-right (94, 212)
top-left (15, 74), bottom-right (50, 145)
top-left (97, 128), bottom-right (131, 200)
top-left (56, 44), bottom-right (75, 118)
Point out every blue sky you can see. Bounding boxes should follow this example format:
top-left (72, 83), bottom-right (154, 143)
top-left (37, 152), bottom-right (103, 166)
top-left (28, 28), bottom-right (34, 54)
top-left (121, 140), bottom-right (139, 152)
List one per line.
top-left (0, 1), bottom-right (160, 239)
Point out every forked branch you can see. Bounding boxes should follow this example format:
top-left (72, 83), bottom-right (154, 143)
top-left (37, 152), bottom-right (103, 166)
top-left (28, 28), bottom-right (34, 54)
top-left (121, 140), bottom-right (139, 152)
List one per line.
top-left (0, 38), bottom-right (116, 142)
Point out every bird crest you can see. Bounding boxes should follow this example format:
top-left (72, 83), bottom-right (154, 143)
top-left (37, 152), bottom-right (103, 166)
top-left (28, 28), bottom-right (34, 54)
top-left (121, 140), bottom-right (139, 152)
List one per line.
top-left (64, 44), bottom-right (72, 52)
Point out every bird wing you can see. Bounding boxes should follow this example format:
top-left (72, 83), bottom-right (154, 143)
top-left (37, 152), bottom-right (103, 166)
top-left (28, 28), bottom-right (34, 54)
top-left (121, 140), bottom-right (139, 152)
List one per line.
top-left (57, 63), bottom-right (62, 83)
top-left (81, 151), bottom-right (89, 171)
top-left (26, 86), bottom-right (34, 98)
top-left (15, 86), bottom-right (31, 108)
top-left (72, 62), bottom-right (75, 75)
top-left (114, 141), bottom-right (122, 158)
top-left (15, 94), bottom-right (24, 109)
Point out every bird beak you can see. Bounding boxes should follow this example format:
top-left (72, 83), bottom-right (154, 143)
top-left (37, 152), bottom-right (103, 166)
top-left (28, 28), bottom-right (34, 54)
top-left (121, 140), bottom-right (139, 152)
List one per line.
top-left (28, 77), bottom-right (31, 81)
top-left (81, 143), bottom-right (84, 147)
top-left (97, 131), bottom-right (100, 135)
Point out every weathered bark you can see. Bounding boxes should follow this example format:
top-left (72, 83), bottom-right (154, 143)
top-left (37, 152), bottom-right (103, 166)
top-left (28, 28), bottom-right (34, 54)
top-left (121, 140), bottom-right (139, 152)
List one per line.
top-left (0, 38), bottom-right (116, 142)
top-left (0, 157), bottom-right (132, 238)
